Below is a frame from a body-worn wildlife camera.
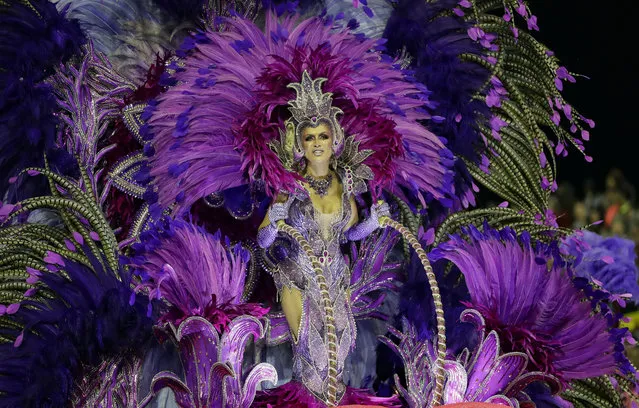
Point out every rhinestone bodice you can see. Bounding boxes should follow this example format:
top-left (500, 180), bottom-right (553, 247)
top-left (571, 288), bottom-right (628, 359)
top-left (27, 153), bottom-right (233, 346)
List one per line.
top-left (270, 190), bottom-right (357, 404)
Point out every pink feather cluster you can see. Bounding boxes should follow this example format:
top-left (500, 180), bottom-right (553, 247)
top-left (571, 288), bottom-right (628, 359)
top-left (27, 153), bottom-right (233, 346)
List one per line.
top-left (130, 219), bottom-right (267, 330)
top-left (148, 12), bottom-right (453, 213)
top-left (432, 226), bottom-right (617, 383)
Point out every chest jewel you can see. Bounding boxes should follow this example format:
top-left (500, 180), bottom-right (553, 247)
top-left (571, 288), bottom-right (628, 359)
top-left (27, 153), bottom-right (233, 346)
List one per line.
top-left (304, 173), bottom-right (333, 197)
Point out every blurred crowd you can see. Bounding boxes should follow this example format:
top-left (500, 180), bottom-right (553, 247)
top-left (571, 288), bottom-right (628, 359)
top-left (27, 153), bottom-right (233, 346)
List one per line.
top-left (551, 169), bottom-right (639, 369)
top-left (551, 168), bottom-right (639, 246)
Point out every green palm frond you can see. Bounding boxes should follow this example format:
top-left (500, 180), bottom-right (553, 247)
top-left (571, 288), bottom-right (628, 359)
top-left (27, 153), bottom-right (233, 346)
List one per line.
top-left (456, 1), bottom-right (593, 216)
top-left (0, 164), bottom-right (120, 305)
top-left (434, 206), bottom-right (570, 245)
top-left (434, 0), bottom-right (593, 244)
top-left (562, 375), bottom-right (626, 408)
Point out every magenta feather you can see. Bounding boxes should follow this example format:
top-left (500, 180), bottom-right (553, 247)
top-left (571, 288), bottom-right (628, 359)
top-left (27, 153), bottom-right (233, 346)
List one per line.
top-left (128, 218), bottom-right (264, 329)
top-left (147, 13), bottom-right (454, 213)
top-left (431, 225), bottom-right (618, 383)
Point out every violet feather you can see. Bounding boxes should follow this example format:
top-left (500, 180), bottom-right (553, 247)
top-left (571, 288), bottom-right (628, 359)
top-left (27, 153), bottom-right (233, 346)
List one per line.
top-left (348, 228), bottom-right (402, 321)
top-left (562, 230), bottom-right (639, 303)
top-left (129, 216), bottom-right (268, 329)
top-left (0, 0), bottom-right (84, 80)
top-left (324, 0), bottom-right (394, 39)
top-left (146, 12), bottom-right (455, 214)
top-left (383, 0), bottom-right (492, 214)
top-left (0, 251), bottom-right (154, 408)
top-left (400, 244), bottom-right (477, 356)
top-left (431, 225), bottom-right (618, 384)
top-left (0, 0), bottom-right (84, 199)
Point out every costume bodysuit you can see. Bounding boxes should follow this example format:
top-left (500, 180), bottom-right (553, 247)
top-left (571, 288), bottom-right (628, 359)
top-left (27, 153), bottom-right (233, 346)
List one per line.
top-left (268, 190), bottom-right (357, 404)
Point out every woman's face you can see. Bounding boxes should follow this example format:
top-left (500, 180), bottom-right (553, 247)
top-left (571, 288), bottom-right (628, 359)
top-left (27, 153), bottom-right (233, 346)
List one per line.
top-left (301, 123), bottom-right (333, 165)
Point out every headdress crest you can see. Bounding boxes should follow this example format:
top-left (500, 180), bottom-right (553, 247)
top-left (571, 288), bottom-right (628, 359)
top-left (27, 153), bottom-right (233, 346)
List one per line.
top-left (286, 71), bottom-right (344, 161)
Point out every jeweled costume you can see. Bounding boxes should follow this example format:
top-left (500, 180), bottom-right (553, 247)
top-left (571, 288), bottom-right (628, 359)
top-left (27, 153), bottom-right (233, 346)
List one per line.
top-left (257, 71), bottom-right (389, 404)
top-left (267, 191), bottom-right (356, 402)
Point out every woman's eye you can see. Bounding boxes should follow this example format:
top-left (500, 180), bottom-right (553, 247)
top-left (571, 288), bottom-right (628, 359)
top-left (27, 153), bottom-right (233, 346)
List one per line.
top-left (305, 136), bottom-right (313, 141)
top-left (320, 134), bottom-right (328, 140)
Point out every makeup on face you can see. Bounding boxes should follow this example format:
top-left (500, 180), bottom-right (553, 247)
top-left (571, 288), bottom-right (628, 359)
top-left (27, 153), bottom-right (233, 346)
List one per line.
top-left (301, 123), bottom-right (333, 163)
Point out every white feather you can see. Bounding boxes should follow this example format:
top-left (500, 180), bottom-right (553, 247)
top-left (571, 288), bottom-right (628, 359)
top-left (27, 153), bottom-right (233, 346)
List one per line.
top-left (324, 0), bottom-right (394, 39)
top-left (53, 0), bottom-right (195, 84)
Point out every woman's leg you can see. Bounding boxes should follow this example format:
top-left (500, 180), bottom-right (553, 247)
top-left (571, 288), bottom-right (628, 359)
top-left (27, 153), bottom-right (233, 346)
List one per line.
top-left (280, 286), bottom-right (303, 342)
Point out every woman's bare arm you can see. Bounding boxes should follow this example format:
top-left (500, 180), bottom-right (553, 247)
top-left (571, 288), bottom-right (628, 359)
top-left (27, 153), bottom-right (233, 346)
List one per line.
top-left (345, 195), bottom-right (359, 230)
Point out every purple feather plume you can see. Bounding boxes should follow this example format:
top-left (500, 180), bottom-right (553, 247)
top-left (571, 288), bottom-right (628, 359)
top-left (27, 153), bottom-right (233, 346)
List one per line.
top-left (0, 0), bottom-right (84, 79)
top-left (0, 251), bottom-right (154, 408)
top-left (383, 0), bottom-right (492, 215)
top-left (129, 216), bottom-right (268, 329)
top-left (399, 244), bottom-right (477, 356)
top-left (431, 224), bottom-right (618, 384)
top-left (348, 228), bottom-right (402, 321)
top-left (146, 12), bottom-right (455, 214)
top-left (128, 216), bottom-right (276, 407)
top-left (562, 230), bottom-right (639, 303)
top-left (0, 0), bottom-right (84, 199)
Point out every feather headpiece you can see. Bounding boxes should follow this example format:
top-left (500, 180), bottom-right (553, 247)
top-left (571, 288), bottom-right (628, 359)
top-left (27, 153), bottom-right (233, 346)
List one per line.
top-left (286, 71), bottom-right (344, 160)
top-left (143, 13), bottom-right (454, 214)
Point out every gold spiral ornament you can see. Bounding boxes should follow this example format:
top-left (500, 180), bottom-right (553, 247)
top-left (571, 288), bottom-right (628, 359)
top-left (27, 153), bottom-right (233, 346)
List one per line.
top-left (380, 216), bottom-right (447, 407)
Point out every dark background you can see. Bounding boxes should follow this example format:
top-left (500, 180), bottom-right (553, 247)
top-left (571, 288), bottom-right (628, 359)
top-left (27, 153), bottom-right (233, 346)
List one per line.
top-left (529, 1), bottom-right (637, 198)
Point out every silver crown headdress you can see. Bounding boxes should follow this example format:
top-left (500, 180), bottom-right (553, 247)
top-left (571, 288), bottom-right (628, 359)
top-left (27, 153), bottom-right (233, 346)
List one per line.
top-left (285, 71), bottom-right (345, 161)
top-left (269, 71), bottom-right (374, 195)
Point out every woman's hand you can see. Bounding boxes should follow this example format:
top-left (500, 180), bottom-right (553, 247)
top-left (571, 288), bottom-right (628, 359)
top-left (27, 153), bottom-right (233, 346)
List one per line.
top-left (268, 195), bottom-right (293, 225)
top-left (258, 194), bottom-right (292, 249)
top-left (345, 200), bottom-right (391, 241)
top-left (370, 201), bottom-right (390, 222)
